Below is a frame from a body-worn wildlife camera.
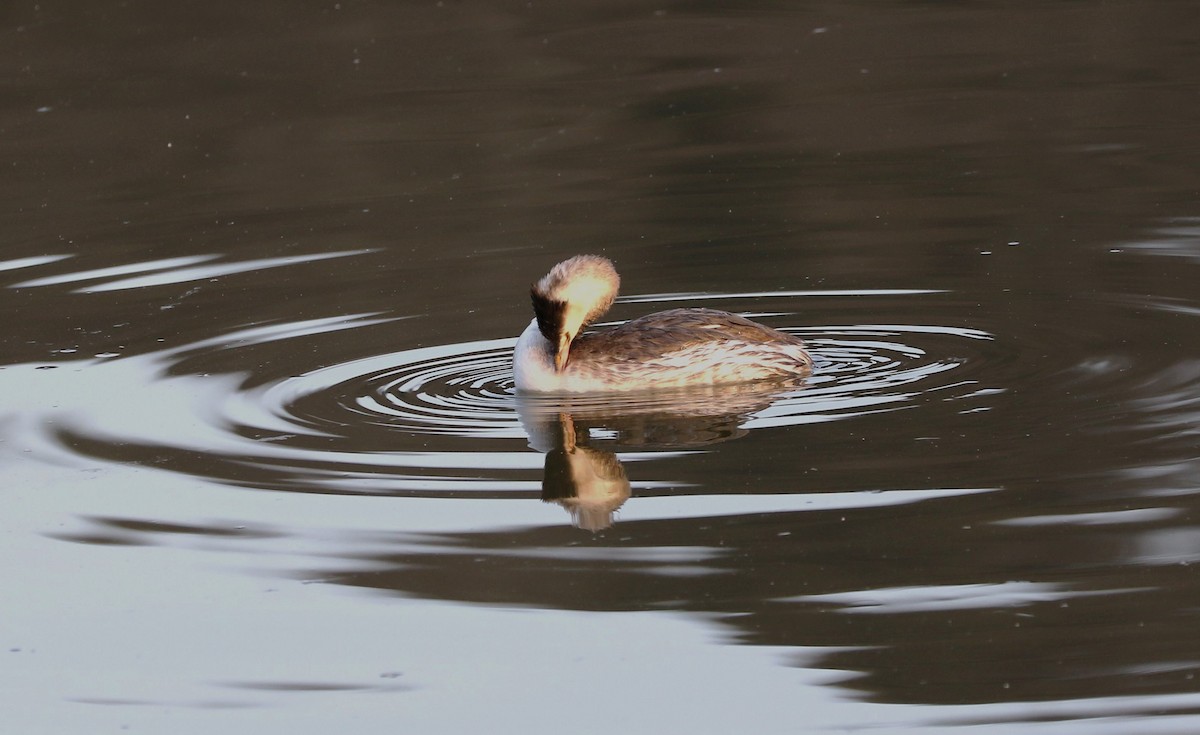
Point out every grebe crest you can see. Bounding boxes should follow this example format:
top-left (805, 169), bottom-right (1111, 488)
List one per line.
top-left (514, 254), bottom-right (812, 392)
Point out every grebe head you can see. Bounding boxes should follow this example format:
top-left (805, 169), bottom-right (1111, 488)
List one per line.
top-left (530, 254), bottom-right (620, 372)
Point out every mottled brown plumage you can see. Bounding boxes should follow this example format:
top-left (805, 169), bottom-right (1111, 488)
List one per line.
top-left (569, 308), bottom-right (803, 364)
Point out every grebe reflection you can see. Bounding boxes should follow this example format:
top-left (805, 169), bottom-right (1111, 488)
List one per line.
top-left (518, 382), bottom-right (803, 530)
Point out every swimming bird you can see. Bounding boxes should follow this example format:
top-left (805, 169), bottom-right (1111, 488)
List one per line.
top-left (514, 255), bottom-right (812, 392)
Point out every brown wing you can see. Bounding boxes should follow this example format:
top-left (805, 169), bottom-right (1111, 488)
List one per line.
top-left (569, 308), bottom-right (805, 364)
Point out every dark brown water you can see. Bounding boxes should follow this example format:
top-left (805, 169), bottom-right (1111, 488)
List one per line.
top-left (4, 2), bottom-right (1200, 732)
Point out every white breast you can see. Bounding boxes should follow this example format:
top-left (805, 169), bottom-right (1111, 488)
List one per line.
top-left (513, 320), bottom-right (560, 392)
top-left (513, 319), bottom-right (627, 392)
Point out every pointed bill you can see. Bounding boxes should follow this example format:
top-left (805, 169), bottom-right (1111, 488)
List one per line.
top-left (555, 332), bottom-right (572, 372)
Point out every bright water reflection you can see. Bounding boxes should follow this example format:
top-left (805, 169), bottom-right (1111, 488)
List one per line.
top-left (5, 274), bottom-right (996, 512)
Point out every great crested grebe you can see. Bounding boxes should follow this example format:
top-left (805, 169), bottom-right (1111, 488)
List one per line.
top-left (513, 254), bottom-right (812, 392)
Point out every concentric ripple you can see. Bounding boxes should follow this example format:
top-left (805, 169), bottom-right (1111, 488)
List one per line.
top-left (5, 291), bottom-right (1004, 498)
top-left (267, 321), bottom-right (997, 444)
top-left (277, 339), bottom-right (524, 439)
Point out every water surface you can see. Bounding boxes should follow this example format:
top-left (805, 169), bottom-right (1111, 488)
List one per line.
top-left (3, 2), bottom-right (1200, 733)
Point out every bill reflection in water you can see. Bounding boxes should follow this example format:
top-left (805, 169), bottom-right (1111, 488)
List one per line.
top-left (540, 413), bottom-right (631, 532)
top-left (515, 382), bottom-right (803, 530)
